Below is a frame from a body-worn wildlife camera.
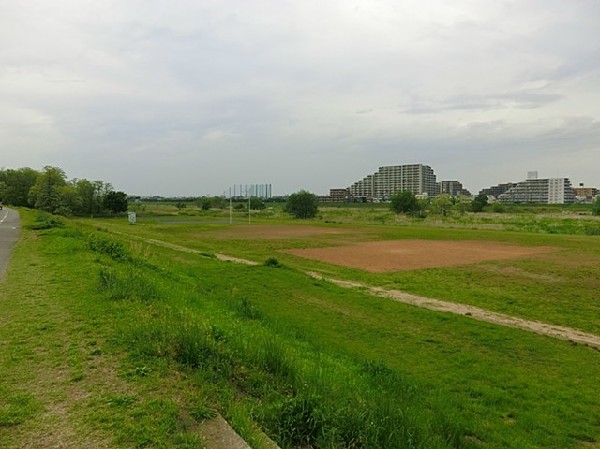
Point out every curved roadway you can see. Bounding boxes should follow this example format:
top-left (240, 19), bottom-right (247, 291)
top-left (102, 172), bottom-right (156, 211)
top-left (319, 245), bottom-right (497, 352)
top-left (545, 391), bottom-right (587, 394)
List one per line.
top-left (0, 208), bottom-right (21, 281)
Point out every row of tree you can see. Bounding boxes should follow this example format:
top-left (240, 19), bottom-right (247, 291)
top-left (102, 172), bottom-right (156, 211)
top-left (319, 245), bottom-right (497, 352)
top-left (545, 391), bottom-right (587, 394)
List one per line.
top-left (0, 166), bottom-right (128, 216)
top-left (269, 190), bottom-right (490, 220)
top-left (390, 190), bottom-right (489, 215)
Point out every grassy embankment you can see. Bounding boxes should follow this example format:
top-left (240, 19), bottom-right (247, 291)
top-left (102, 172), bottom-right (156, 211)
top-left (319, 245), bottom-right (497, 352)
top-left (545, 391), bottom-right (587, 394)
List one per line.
top-left (1, 208), bottom-right (599, 448)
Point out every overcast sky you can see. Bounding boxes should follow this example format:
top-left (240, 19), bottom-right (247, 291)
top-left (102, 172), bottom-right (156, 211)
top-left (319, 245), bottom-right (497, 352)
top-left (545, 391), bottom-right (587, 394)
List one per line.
top-left (1, 0), bottom-right (599, 196)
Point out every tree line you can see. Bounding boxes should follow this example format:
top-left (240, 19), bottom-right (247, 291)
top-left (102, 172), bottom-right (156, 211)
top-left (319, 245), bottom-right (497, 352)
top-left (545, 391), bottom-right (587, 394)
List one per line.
top-left (0, 166), bottom-right (128, 216)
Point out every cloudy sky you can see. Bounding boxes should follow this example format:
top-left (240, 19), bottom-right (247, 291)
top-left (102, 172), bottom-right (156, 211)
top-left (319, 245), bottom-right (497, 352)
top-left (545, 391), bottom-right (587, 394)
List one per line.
top-left (1, 0), bottom-right (599, 196)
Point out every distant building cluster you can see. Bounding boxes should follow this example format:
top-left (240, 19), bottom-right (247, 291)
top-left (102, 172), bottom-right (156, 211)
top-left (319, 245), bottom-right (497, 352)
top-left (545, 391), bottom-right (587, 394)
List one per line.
top-left (324, 164), bottom-right (470, 203)
top-left (324, 163), bottom-right (467, 203)
top-left (324, 164), bottom-right (597, 205)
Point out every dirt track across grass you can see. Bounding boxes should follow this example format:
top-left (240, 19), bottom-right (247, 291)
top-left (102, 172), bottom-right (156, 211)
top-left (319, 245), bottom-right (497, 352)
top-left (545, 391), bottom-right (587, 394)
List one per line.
top-left (307, 272), bottom-right (600, 350)
top-left (284, 239), bottom-right (553, 272)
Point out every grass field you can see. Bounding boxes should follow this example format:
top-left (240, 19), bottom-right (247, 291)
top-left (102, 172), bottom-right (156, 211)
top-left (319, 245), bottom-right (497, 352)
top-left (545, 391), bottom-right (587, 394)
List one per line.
top-left (1, 206), bottom-right (599, 448)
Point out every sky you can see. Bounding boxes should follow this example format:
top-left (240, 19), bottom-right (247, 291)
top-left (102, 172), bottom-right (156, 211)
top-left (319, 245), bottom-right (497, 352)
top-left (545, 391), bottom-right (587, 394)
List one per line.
top-left (1, 0), bottom-right (599, 196)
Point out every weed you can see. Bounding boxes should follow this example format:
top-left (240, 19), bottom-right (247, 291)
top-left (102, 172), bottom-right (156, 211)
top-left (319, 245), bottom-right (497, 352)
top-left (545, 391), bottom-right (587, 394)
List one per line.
top-left (98, 267), bottom-right (159, 302)
top-left (87, 233), bottom-right (129, 261)
top-left (189, 403), bottom-right (217, 420)
top-left (258, 336), bottom-right (294, 380)
top-left (0, 390), bottom-right (41, 427)
top-left (107, 395), bottom-right (137, 407)
top-left (70, 372), bottom-right (85, 382)
top-left (264, 257), bottom-right (282, 267)
top-left (236, 296), bottom-right (263, 320)
top-left (267, 395), bottom-right (325, 448)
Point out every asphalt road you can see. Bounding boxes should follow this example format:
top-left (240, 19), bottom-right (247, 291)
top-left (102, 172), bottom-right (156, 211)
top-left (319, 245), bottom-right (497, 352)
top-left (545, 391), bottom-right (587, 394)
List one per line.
top-left (0, 208), bottom-right (21, 281)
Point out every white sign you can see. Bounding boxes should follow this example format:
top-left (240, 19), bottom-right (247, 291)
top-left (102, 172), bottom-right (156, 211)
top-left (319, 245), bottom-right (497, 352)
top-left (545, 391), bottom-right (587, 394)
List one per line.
top-left (128, 211), bottom-right (137, 224)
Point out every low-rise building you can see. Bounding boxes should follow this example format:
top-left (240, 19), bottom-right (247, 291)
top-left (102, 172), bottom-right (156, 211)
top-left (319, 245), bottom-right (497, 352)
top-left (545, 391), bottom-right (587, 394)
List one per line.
top-left (573, 185), bottom-right (598, 203)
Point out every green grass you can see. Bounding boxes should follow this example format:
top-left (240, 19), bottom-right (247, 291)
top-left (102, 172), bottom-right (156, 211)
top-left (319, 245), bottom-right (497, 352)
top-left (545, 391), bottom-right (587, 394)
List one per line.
top-left (2, 208), bottom-right (599, 448)
top-left (83, 213), bottom-right (600, 334)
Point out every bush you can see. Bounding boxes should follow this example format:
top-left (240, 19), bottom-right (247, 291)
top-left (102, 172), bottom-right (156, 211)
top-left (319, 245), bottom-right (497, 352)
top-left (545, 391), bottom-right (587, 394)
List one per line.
top-left (471, 193), bottom-right (488, 212)
top-left (87, 234), bottom-right (129, 261)
top-left (592, 197), bottom-right (600, 216)
top-left (264, 257), bottom-right (282, 267)
top-left (491, 202), bottom-right (505, 213)
top-left (285, 190), bottom-right (319, 219)
top-left (26, 211), bottom-right (65, 230)
top-left (390, 190), bottom-right (420, 214)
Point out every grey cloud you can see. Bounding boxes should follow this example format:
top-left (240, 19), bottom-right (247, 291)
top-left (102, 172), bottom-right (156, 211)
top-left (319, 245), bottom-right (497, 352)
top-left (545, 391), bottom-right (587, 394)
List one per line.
top-left (1, 0), bottom-right (599, 196)
top-left (402, 91), bottom-right (563, 114)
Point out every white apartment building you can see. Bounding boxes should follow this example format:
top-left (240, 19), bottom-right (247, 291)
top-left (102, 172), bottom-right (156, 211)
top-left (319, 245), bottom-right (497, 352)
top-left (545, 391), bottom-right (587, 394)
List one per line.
top-left (348, 164), bottom-right (437, 200)
top-left (498, 177), bottom-right (575, 204)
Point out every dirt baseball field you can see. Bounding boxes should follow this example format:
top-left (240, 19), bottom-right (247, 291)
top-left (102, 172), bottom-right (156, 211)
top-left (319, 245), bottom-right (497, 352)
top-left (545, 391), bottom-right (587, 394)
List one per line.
top-left (283, 239), bottom-right (553, 272)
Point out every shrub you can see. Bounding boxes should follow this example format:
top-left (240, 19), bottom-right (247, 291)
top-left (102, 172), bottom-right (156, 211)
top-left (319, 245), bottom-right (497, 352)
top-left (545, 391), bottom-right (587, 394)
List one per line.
top-left (264, 257), bottom-right (282, 267)
top-left (87, 234), bottom-right (129, 261)
top-left (26, 211), bottom-right (65, 230)
top-left (236, 297), bottom-right (262, 320)
top-left (592, 197), bottom-right (600, 216)
top-left (390, 190), bottom-right (420, 214)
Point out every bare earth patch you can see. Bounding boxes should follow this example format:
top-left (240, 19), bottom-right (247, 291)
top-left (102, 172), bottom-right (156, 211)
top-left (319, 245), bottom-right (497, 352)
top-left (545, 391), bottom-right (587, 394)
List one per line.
top-left (283, 239), bottom-right (553, 272)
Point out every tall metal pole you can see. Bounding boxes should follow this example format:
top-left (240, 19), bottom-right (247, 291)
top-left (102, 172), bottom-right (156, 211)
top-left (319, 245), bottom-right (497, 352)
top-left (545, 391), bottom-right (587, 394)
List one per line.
top-left (229, 187), bottom-right (232, 225)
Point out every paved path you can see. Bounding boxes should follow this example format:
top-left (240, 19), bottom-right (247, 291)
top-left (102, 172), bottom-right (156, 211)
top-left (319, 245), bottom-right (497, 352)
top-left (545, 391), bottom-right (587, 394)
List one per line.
top-left (0, 208), bottom-right (20, 282)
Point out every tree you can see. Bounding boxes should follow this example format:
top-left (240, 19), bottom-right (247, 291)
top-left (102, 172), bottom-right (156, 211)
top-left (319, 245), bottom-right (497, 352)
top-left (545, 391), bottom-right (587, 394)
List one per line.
top-left (73, 179), bottom-right (110, 216)
top-left (285, 190), bottom-right (319, 219)
top-left (28, 166), bottom-right (68, 213)
top-left (199, 197), bottom-right (212, 210)
top-left (103, 191), bottom-right (128, 214)
top-left (592, 196), bottom-right (600, 216)
top-left (0, 167), bottom-right (40, 206)
top-left (249, 197), bottom-right (266, 210)
top-left (430, 194), bottom-right (453, 216)
top-left (390, 190), bottom-right (420, 214)
top-left (471, 193), bottom-right (488, 212)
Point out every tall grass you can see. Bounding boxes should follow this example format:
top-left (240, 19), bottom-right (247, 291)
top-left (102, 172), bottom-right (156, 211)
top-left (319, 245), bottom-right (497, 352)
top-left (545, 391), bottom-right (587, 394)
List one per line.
top-left (119, 287), bottom-right (465, 448)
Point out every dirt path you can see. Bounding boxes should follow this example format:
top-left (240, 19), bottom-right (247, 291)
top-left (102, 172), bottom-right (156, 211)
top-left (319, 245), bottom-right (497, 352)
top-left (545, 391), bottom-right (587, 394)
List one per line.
top-left (112, 233), bottom-right (600, 350)
top-left (307, 272), bottom-right (600, 350)
top-left (136, 237), bottom-right (259, 265)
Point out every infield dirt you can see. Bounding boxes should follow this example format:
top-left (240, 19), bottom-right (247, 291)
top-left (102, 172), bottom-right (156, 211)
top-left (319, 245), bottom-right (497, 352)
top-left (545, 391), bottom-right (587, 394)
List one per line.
top-left (283, 239), bottom-right (553, 272)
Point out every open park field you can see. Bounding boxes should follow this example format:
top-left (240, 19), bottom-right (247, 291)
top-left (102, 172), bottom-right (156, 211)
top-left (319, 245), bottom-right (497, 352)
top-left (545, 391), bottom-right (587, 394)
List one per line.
top-left (1, 204), bottom-right (599, 448)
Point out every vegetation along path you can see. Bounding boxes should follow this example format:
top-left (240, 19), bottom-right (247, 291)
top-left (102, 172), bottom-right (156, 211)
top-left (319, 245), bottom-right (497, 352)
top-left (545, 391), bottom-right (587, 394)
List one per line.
top-left (127, 234), bottom-right (600, 351)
